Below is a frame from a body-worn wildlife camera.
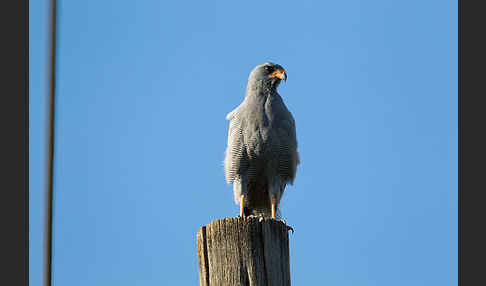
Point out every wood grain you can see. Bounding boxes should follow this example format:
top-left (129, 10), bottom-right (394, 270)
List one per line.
top-left (197, 217), bottom-right (291, 286)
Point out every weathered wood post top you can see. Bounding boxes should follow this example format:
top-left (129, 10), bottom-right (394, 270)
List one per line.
top-left (196, 216), bottom-right (291, 286)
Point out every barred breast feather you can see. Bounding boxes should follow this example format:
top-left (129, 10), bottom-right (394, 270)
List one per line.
top-left (224, 96), bottom-right (299, 187)
top-left (224, 106), bottom-right (248, 184)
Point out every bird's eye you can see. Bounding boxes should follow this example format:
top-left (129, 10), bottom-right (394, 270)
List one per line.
top-left (264, 66), bottom-right (273, 72)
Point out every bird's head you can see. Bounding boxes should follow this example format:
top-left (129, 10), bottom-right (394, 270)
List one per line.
top-left (248, 62), bottom-right (287, 90)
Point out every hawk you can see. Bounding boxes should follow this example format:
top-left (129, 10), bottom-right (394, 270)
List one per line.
top-left (224, 62), bottom-right (300, 219)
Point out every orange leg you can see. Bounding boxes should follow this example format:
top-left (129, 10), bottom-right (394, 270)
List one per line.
top-left (240, 195), bottom-right (245, 217)
top-left (270, 196), bottom-right (276, 219)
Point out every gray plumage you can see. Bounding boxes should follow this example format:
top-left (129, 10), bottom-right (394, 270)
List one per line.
top-left (224, 62), bottom-right (300, 217)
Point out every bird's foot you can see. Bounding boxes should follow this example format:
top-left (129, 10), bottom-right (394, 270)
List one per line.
top-left (277, 218), bottom-right (294, 234)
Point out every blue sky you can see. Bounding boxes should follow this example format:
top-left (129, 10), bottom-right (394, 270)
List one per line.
top-left (30, 1), bottom-right (457, 285)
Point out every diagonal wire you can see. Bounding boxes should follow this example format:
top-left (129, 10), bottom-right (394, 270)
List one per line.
top-left (45, 0), bottom-right (57, 286)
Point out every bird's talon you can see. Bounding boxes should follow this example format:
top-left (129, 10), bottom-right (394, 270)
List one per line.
top-left (287, 226), bottom-right (294, 234)
top-left (276, 219), bottom-right (294, 233)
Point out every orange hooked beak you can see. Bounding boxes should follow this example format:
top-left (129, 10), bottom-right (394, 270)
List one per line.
top-left (269, 68), bottom-right (287, 81)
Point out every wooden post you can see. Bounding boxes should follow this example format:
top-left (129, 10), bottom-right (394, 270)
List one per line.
top-left (196, 217), bottom-right (291, 286)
